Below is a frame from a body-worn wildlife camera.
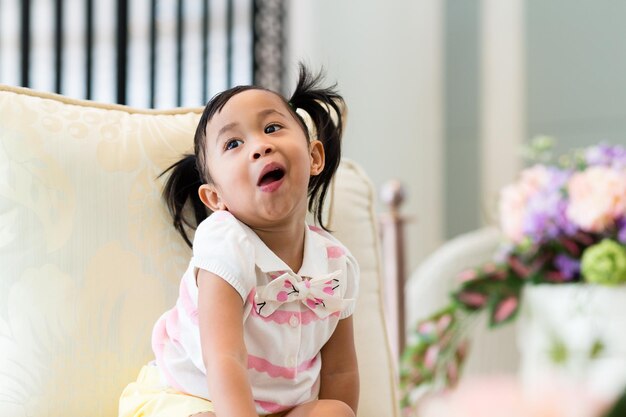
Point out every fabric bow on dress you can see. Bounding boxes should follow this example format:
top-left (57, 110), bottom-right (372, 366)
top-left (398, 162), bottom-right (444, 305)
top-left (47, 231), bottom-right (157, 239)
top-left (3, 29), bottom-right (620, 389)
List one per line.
top-left (254, 270), bottom-right (349, 318)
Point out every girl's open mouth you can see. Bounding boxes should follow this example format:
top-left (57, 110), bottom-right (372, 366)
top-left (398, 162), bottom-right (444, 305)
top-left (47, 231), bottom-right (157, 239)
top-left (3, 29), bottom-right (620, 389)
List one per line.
top-left (257, 163), bottom-right (285, 191)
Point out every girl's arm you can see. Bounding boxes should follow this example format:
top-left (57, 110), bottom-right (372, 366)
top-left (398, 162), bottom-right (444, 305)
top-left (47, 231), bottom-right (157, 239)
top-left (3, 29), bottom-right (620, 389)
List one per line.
top-left (197, 269), bottom-right (258, 417)
top-left (318, 316), bottom-right (360, 414)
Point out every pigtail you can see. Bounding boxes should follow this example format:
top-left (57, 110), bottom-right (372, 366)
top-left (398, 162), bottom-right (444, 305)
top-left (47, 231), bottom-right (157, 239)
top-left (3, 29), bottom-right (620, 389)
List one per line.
top-left (289, 64), bottom-right (345, 230)
top-left (160, 154), bottom-right (208, 247)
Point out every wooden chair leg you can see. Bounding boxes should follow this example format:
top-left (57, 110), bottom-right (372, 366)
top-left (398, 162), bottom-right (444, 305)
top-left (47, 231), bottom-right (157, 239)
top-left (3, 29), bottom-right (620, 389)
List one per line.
top-left (379, 179), bottom-right (409, 362)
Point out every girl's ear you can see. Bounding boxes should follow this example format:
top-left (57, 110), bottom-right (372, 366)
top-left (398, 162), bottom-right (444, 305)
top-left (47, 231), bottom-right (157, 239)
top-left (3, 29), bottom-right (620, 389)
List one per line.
top-left (309, 140), bottom-right (325, 176)
top-left (198, 184), bottom-right (227, 211)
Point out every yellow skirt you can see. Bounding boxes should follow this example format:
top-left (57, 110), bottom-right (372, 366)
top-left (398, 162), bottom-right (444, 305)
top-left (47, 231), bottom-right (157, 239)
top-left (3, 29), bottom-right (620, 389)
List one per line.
top-left (119, 365), bottom-right (214, 417)
top-left (119, 365), bottom-right (287, 417)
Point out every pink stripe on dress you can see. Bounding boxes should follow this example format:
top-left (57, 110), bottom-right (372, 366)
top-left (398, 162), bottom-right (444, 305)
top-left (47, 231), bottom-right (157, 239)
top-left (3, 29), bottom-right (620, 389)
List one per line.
top-left (248, 354), bottom-right (318, 379)
top-left (326, 246), bottom-right (345, 259)
top-left (164, 307), bottom-right (181, 343)
top-left (151, 316), bottom-right (186, 392)
top-left (178, 277), bottom-right (199, 325)
top-left (255, 399), bottom-right (291, 413)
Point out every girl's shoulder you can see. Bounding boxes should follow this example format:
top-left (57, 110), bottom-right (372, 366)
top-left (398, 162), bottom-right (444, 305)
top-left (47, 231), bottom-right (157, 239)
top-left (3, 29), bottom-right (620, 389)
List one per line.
top-left (196, 210), bottom-right (246, 237)
top-left (190, 211), bottom-right (257, 301)
top-left (193, 211), bottom-right (254, 252)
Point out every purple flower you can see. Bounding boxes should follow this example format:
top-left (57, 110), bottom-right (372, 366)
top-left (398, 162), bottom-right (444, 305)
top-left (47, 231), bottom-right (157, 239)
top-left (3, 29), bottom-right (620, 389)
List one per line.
top-left (585, 143), bottom-right (626, 170)
top-left (618, 218), bottom-right (626, 244)
top-left (522, 167), bottom-right (576, 243)
top-left (554, 254), bottom-right (580, 280)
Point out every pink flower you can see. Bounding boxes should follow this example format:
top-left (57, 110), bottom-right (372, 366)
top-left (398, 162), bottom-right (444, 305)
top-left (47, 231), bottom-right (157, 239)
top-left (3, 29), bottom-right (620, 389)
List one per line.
top-left (499, 165), bottom-right (551, 242)
top-left (418, 321), bottom-right (436, 335)
top-left (457, 269), bottom-right (477, 283)
top-left (436, 314), bottom-right (452, 333)
top-left (482, 262), bottom-right (497, 274)
top-left (423, 346), bottom-right (439, 371)
top-left (566, 166), bottom-right (626, 232)
top-left (457, 292), bottom-right (487, 308)
top-left (493, 296), bottom-right (518, 324)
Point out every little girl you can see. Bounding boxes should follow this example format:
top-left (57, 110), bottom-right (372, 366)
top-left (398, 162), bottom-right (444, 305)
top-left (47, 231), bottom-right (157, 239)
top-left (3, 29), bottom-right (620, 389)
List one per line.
top-left (118, 66), bottom-right (359, 417)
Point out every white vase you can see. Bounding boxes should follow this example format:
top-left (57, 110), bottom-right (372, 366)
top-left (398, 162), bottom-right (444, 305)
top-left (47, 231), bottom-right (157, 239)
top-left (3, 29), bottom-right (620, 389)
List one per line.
top-left (517, 284), bottom-right (626, 401)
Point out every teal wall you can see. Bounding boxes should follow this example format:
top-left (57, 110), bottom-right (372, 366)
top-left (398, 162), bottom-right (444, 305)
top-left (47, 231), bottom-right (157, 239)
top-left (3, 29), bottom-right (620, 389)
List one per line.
top-left (444, 0), bottom-right (481, 239)
top-left (444, 1), bottom-right (626, 239)
top-left (527, 1), bottom-right (626, 155)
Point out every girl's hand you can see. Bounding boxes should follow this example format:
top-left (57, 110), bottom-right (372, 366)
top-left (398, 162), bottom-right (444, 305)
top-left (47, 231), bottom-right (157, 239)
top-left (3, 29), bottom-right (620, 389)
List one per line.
top-left (197, 269), bottom-right (258, 417)
top-left (318, 316), bottom-right (360, 415)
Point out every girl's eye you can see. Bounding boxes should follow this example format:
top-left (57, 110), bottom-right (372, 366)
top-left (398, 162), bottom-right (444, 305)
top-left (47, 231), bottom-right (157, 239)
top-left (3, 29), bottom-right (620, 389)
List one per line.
top-left (225, 139), bottom-right (244, 151)
top-left (264, 124), bottom-right (282, 134)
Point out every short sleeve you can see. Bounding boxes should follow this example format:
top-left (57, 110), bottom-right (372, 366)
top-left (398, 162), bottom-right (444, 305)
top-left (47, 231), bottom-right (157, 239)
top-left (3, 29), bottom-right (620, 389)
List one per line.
top-left (191, 211), bottom-right (257, 300)
top-left (339, 249), bottom-right (360, 319)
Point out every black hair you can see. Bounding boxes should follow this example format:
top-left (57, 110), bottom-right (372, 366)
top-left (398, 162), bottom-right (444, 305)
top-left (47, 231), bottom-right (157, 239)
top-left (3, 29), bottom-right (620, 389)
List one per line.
top-left (161, 64), bottom-right (345, 247)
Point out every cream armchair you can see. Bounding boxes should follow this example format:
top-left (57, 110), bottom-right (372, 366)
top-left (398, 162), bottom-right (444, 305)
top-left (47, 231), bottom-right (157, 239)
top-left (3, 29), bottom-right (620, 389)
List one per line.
top-left (0, 85), bottom-right (399, 417)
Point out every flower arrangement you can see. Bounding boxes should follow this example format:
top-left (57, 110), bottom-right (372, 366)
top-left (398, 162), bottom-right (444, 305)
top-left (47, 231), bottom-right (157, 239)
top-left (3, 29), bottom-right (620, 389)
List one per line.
top-left (400, 139), bottom-right (626, 413)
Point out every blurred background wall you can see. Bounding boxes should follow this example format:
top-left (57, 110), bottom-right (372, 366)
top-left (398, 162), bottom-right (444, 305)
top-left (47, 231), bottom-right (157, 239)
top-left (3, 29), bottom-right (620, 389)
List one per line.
top-left (288, 0), bottom-right (626, 274)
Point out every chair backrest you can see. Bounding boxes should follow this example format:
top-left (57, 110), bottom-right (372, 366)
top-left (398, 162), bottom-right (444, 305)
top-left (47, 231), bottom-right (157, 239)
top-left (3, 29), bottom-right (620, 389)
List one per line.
top-left (405, 227), bottom-right (520, 376)
top-left (0, 85), bottom-right (399, 417)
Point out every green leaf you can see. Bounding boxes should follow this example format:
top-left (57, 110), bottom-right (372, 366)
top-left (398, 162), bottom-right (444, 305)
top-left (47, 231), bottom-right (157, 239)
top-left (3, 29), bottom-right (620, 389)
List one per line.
top-left (590, 339), bottom-right (605, 359)
top-left (549, 339), bottom-right (568, 365)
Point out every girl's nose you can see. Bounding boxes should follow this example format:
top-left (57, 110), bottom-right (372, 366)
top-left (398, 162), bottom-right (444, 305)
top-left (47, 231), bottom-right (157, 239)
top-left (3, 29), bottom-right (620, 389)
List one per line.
top-left (251, 143), bottom-right (275, 160)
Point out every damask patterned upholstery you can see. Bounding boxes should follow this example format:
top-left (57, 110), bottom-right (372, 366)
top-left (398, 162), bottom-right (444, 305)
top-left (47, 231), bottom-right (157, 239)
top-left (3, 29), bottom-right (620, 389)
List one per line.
top-left (0, 85), bottom-right (399, 417)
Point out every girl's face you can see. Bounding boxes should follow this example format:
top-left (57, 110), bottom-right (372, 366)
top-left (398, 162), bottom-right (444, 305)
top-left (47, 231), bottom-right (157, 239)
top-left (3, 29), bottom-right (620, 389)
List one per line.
top-left (198, 89), bottom-right (325, 230)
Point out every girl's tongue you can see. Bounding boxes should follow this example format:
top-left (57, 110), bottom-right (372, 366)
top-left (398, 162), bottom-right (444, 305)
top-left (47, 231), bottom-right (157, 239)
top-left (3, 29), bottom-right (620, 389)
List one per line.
top-left (258, 168), bottom-right (285, 186)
